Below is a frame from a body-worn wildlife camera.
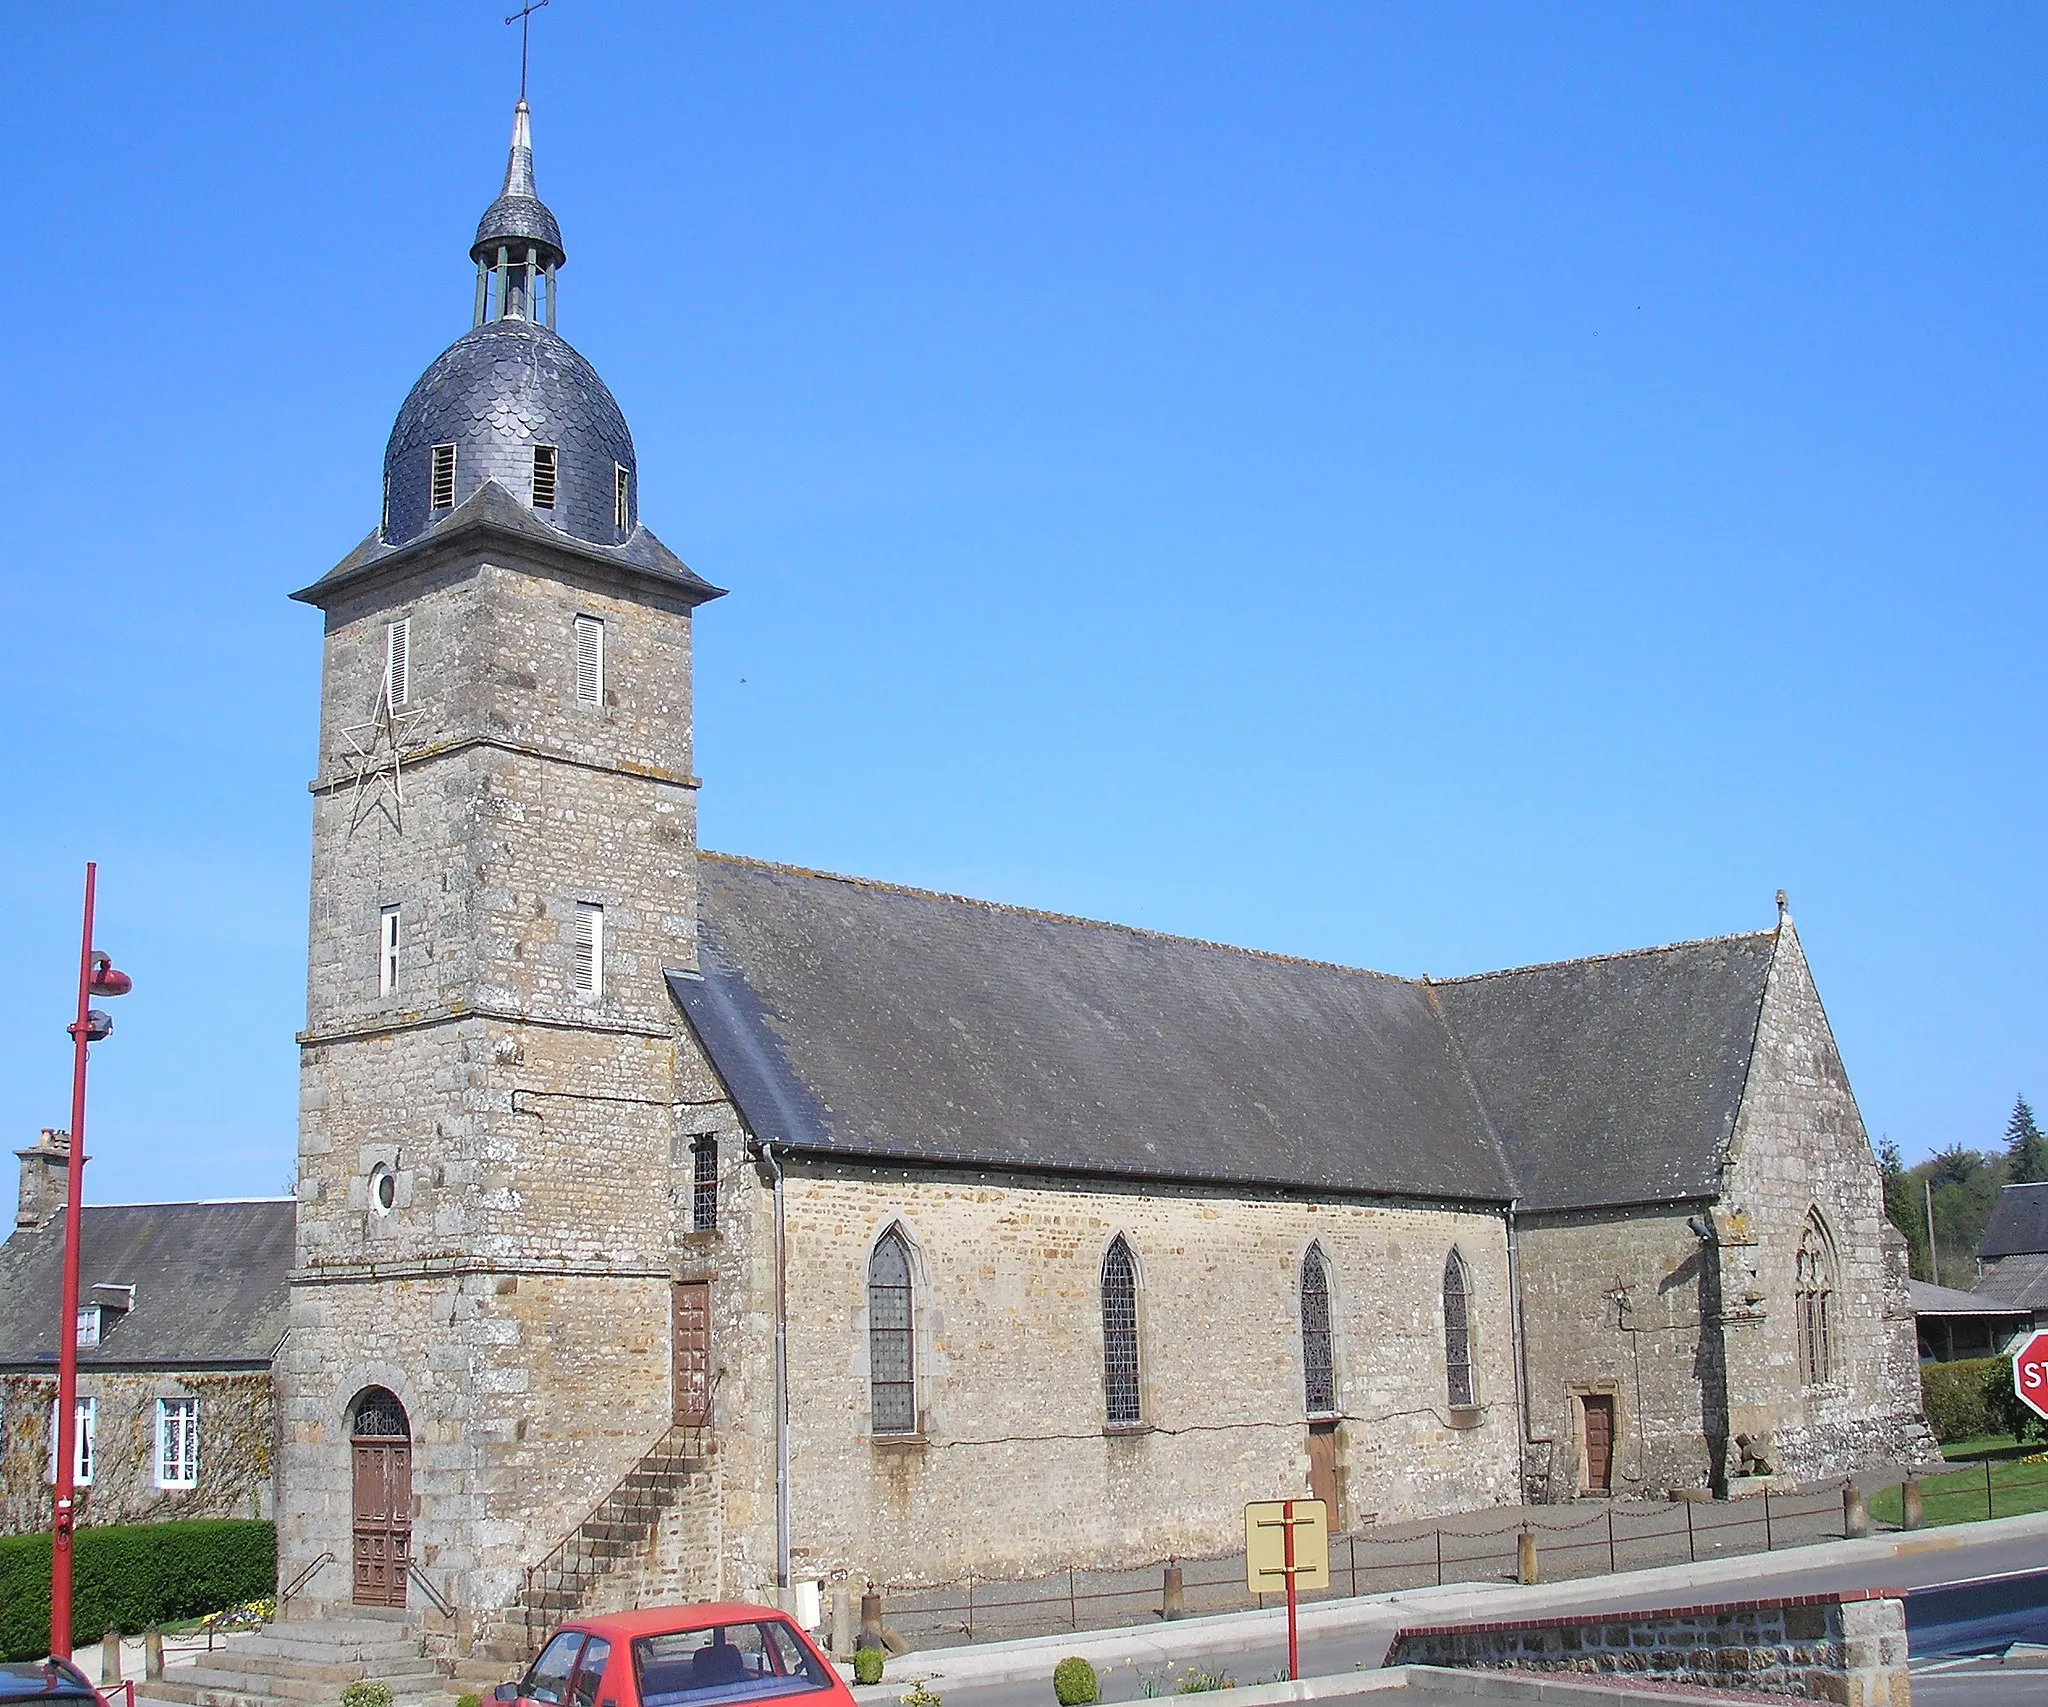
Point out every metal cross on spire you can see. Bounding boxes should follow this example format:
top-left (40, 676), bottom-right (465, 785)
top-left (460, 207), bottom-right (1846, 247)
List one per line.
top-left (506, 0), bottom-right (550, 101)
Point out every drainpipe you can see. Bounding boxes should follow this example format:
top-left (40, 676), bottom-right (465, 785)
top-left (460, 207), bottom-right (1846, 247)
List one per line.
top-left (1505, 1199), bottom-right (1531, 1499)
top-left (754, 1140), bottom-right (792, 1592)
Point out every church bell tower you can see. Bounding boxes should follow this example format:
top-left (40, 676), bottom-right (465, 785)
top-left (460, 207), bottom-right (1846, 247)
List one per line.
top-left (281, 96), bottom-right (722, 1626)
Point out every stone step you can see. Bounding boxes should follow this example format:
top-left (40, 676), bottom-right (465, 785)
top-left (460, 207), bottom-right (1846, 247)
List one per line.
top-left (229, 1634), bottom-right (425, 1666)
top-left (188, 1647), bottom-right (425, 1683)
top-left (155, 1664), bottom-right (441, 1704)
top-left (248, 1620), bottom-right (424, 1646)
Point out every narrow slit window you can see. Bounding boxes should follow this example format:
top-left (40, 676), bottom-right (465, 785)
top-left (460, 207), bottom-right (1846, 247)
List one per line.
top-left (1102, 1236), bottom-right (1142, 1426)
top-left (430, 443), bottom-right (457, 510)
top-left (1301, 1243), bottom-right (1336, 1416)
top-left (614, 462), bottom-right (631, 532)
top-left (156, 1397), bottom-right (198, 1489)
top-left (691, 1134), bottom-right (718, 1233)
top-left (575, 615), bottom-right (604, 707)
top-left (532, 444), bottom-right (558, 509)
top-left (572, 902), bottom-right (604, 999)
top-left (385, 618), bottom-right (410, 707)
top-left (378, 905), bottom-right (401, 995)
top-left (1443, 1250), bottom-right (1475, 1409)
top-left (868, 1227), bottom-right (916, 1435)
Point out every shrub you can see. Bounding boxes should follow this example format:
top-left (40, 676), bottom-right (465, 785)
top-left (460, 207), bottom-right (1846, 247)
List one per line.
top-left (1174, 1670), bottom-right (1233, 1694)
top-left (1921, 1357), bottom-right (2002, 1443)
top-left (1983, 1359), bottom-right (2048, 1445)
top-left (0, 1519), bottom-right (276, 1662)
top-left (456, 1694), bottom-right (483, 1707)
top-left (899, 1683), bottom-right (940, 1707)
top-left (342, 1684), bottom-right (394, 1707)
top-left (853, 1647), bottom-right (885, 1686)
top-left (1053, 1658), bottom-right (1099, 1707)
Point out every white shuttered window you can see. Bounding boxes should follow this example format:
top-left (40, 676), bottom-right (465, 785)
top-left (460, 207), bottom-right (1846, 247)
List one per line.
top-left (47, 1396), bottom-right (95, 1485)
top-left (573, 902), bottom-right (604, 999)
top-left (156, 1397), bottom-right (198, 1488)
top-left (575, 615), bottom-right (604, 707)
top-left (385, 618), bottom-right (410, 707)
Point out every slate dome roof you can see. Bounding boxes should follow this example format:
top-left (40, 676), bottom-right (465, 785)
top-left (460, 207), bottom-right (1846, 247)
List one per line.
top-left (382, 316), bottom-right (635, 548)
top-left (471, 100), bottom-right (564, 268)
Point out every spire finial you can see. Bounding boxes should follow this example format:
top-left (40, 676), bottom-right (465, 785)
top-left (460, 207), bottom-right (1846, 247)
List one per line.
top-left (506, 0), bottom-right (550, 104)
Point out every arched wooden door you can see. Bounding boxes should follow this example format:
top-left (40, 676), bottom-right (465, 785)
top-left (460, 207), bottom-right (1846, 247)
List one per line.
top-left (349, 1387), bottom-right (412, 1607)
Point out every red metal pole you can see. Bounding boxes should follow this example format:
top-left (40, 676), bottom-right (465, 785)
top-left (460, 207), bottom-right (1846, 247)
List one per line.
top-left (1282, 1499), bottom-right (1299, 1683)
top-left (51, 862), bottom-right (97, 1660)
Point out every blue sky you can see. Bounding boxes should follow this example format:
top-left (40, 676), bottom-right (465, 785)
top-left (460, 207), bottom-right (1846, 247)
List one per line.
top-left (2, 4), bottom-right (2042, 1203)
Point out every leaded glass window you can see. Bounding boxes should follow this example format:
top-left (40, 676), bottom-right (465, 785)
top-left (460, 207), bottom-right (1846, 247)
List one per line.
top-left (1443, 1250), bottom-right (1474, 1409)
top-left (1102, 1236), bottom-right (1142, 1426)
top-left (1796, 1211), bottom-right (1837, 1388)
top-left (868, 1228), bottom-right (916, 1435)
top-left (1302, 1244), bottom-right (1336, 1415)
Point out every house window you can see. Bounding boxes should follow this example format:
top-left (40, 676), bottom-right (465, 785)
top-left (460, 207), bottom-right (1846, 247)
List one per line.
top-left (379, 905), bottom-right (401, 995)
top-left (75, 1307), bottom-right (101, 1348)
top-left (691, 1134), bottom-right (718, 1233)
top-left (1102, 1235), bottom-right (1142, 1426)
top-left (47, 1396), bottom-right (95, 1486)
top-left (1796, 1211), bottom-right (1838, 1387)
top-left (532, 444), bottom-right (558, 509)
top-left (575, 615), bottom-right (604, 708)
top-left (868, 1227), bottom-right (916, 1435)
top-left (1301, 1243), bottom-right (1336, 1416)
top-left (572, 902), bottom-right (604, 999)
top-left (385, 617), bottom-right (410, 708)
top-left (156, 1397), bottom-right (198, 1488)
top-left (613, 462), bottom-right (631, 533)
top-left (430, 443), bottom-right (457, 510)
top-left (1443, 1249), bottom-right (1475, 1409)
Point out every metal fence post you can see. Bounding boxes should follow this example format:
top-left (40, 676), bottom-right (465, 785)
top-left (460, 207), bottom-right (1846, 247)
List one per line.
top-left (1434, 1527), bottom-right (1443, 1587)
top-left (1685, 1498), bottom-right (1695, 1564)
top-left (1348, 1535), bottom-right (1357, 1599)
top-left (964, 1579), bottom-right (974, 1642)
top-left (1763, 1487), bottom-right (1773, 1552)
top-left (1070, 1570), bottom-right (1078, 1630)
top-left (1606, 1509), bottom-right (1616, 1574)
top-left (1988, 1458), bottom-right (1996, 1521)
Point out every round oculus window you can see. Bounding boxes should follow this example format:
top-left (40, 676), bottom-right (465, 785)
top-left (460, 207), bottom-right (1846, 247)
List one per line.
top-left (370, 1165), bottom-right (397, 1214)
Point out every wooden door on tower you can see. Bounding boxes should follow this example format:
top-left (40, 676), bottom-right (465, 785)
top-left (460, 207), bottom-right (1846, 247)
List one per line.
top-left (351, 1434), bottom-right (411, 1606)
top-left (1306, 1421), bottom-right (1339, 1523)
top-left (1582, 1396), bottom-right (1615, 1495)
top-left (674, 1282), bottom-right (712, 1426)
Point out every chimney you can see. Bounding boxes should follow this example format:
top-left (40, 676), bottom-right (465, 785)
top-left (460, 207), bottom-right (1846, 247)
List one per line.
top-left (16, 1129), bottom-right (70, 1233)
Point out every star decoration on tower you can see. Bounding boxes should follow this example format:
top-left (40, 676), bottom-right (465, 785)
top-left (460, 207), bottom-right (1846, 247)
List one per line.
top-left (339, 675), bottom-right (429, 835)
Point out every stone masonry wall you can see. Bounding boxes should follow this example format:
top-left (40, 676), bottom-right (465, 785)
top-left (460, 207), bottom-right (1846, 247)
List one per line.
top-left (1718, 919), bottom-right (1934, 1483)
top-left (1387, 1589), bottom-right (1911, 1704)
top-left (0, 1370), bottom-right (273, 1537)
top-left (771, 1163), bottom-right (1521, 1590)
top-left (1514, 1207), bottom-right (1715, 1502)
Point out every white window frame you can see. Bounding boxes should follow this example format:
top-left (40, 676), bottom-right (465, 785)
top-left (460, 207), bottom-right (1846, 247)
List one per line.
top-left (574, 615), bottom-right (604, 708)
top-left (573, 902), bottom-right (604, 1000)
top-left (379, 904), bottom-right (401, 996)
top-left (48, 1396), bottom-right (96, 1486)
top-left (155, 1396), bottom-right (198, 1489)
top-left (75, 1305), bottom-right (101, 1348)
top-left (385, 618), bottom-right (410, 708)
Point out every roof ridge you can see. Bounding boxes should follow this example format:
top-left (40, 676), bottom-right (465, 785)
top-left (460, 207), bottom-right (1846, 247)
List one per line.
top-left (1428, 928), bottom-right (1777, 987)
top-left (75, 1197), bottom-right (297, 1209)
top-left (698, 850), bottom-right (1416, 984)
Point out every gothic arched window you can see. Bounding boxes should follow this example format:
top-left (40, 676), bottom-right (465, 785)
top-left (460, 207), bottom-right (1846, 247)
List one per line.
top-left (1796, 1211), bottom-right (1838, 1388)
top-left (868, 1227), bottom-right (916, 1436)
top-left (1102, 1236), bottom-right (1142, 1426)
top-left (1443, 1250), bottom-right (1475, 1409)
top-left (1301, 1244), bottom-right (1336, 1416)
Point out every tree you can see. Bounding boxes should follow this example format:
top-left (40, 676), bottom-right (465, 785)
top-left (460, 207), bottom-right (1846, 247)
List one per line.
top-left (2006, 1095), bottom-right (2048, 1185)
top-left (1913, 1146), bottom-right (2000, 1287)
top-left (1879, 1139), bottom-right (1932, 1281)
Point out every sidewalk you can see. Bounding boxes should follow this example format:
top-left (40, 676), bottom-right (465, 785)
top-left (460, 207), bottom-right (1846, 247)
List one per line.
top-left (852, 1507), bottom-right (2048, 1697)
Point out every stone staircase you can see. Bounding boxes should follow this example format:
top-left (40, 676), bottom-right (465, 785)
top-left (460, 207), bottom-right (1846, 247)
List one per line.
top-left (516, 1425), bottom-right (710, 1641)
top-left (135, 1609), bottom-right (447, 1707)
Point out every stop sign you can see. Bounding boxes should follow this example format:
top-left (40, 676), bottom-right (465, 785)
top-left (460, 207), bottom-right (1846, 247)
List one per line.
top-left (2013, 1330), bottom-right (2048, 1422)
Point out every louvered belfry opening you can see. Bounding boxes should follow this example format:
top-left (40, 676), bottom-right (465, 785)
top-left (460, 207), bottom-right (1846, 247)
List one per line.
top-left (1102, 1236), bottom-right (1142, 1425)
top-left (572, 901), bottom-right (603, 997)
top-left (574, 614), bottom-right (604, 707)
top-left (532, 443), bottom-right (558, 509)
top-left (430, 443), bottom-right (456, 510)
top-left (868, 1228), bottom-right (916, 1435)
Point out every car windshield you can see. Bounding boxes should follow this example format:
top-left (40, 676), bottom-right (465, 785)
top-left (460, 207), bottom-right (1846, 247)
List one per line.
top-left (0, 1662), bottom-right (97, 1700)
top-left (631, 1621), bottom-right (832, 1707)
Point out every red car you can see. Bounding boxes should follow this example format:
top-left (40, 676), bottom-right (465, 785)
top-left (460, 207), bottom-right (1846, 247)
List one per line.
top-left (494, 1605), bottom-right (857, 1707)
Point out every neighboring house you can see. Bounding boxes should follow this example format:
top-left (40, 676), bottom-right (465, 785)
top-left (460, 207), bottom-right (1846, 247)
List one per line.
top-left (0, 1131), bottom-right (293, 1536)
top-left (1909, 1278), bottom-right (2031, 1363)
top-left (1974, 1182), bottom-right (2048, 1326)
top-left (266, 92), bottom-right (1935, 1647)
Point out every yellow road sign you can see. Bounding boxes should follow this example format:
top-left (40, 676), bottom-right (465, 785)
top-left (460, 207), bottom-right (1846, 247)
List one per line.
top-left (1244, 1499), bottom-right (1329, 1594)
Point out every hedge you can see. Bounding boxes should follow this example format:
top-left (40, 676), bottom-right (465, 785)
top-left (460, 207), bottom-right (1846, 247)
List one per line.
top-left (0, 1519), bottom-right (275, 1661)
top-left (1921, 1356), bottom-right (2003, 1444)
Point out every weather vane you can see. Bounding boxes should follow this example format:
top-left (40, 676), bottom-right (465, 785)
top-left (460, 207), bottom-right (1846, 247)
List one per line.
top-left (506, 0), bottom-right (550, 102)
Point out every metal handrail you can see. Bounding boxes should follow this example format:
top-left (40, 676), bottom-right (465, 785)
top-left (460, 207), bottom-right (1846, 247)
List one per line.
top-left (408, 1562), bottom-right (455, 1618)
top-left (278, 1550), bottom-right (336, 1614)
top-left (521, 1423), bottom-right (697, 1636)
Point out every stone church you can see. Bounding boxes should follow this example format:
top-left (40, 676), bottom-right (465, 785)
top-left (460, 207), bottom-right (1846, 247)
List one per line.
top-left (275, 98), bottom-right (1931, 1648)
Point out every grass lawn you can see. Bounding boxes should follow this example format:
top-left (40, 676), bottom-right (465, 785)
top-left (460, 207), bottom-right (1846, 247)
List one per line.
top-left (1869, 1448), bottom-right (2048, 1528)
top-left (1936, 1433), bottom-right (2044, 1463)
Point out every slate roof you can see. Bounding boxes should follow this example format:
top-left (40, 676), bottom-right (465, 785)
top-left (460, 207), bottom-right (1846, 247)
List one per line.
top-left (1911, 1278), bottom-right (2030, 1318)
top-left (1429, 936), bottom-right (1777, 1211)
top-left (472, 101), bottom-right (564, 267)
top-left (671, 855), bottom-right (1786, 1211)
top-left (0, 1201), bottom-right (294, 1370)
top-left (1980, 1183), bottom-right (2048, 1259)
top-left (1976, 1253), bottom-right (2048, 1312)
